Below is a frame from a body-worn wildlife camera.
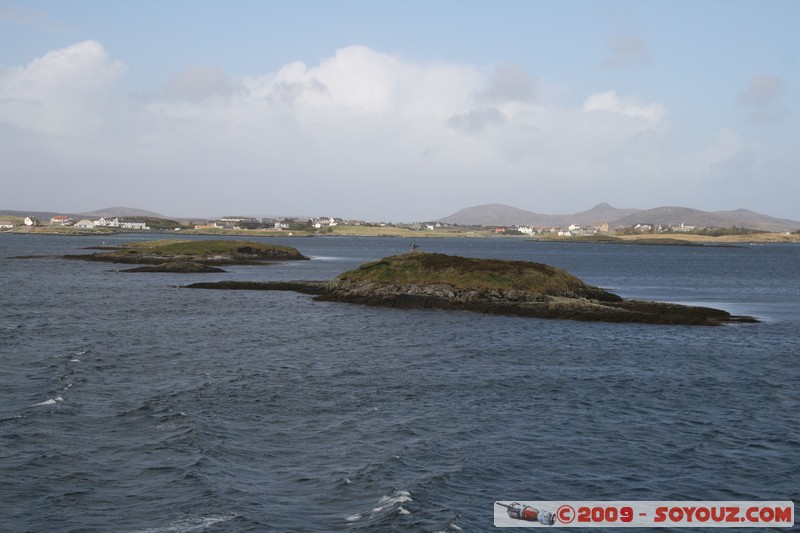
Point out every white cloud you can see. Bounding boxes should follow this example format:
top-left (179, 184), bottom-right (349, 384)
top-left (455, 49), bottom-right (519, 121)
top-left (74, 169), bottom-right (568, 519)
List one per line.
top-left (0, 40), bottom-right (125, 135)
top-left (582, 90), bottom-right (667, 123)
top-left (476, 65), bottom-right (536, 103)
top-left (1, 41), bottom-right (795, 220)
top-left (237, 45), bottom-right (482, 118)
top-left (165, 65), bottom-right (234, 101)
top-left (447, 107), bottom-right (506, 134)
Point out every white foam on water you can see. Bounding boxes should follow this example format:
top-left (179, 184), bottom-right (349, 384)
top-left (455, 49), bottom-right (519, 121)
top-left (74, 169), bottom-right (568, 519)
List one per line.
top-left (32, 396), bottom-right (63, 407)
top-left (397, 506), bottom-right (410, 515)
top-left (344, 513), bottom-right (361, 523)
top-left (69, 358), bottom-right (80, 363)
top-left (371, 490), bottom-right (412, 515)
top-left (344, 477), bottom-right (351, 484)
top-left (132, 514), bottom-right (235, 533)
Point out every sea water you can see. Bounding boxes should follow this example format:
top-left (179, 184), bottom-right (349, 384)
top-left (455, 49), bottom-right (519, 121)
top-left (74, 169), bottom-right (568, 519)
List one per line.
top-left (1, 234), bottom-right (798, 532)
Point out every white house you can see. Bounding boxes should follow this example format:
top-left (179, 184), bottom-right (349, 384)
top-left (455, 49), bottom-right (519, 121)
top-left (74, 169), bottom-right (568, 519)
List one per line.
top-left (119, 221), bottom-right (149, 230)
top-left (74, 219), bottom-right (95, 229)
top-left (24, 216), bottom-right (40, 226)
top-left (50, 215), bottom-right (73, 226)
top-left (94, 217), bottom-right (120, 227)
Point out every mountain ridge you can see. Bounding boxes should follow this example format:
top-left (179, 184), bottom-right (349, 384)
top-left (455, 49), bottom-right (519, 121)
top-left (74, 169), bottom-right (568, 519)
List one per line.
top-left (438, 203), bottom-right (642, 227)
top-left (0, 207), bottom-right (166, 221)
top-left (438, 203), bottom-right (800, 232)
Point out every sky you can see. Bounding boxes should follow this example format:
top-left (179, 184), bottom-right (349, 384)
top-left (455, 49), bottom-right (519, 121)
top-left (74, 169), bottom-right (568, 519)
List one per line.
top-left (1, 0), bottom-right (798, 221)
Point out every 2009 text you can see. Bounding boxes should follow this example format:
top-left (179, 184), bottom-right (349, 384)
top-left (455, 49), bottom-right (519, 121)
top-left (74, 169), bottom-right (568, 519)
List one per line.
top-left (495, 500), bottom-right (794, 528)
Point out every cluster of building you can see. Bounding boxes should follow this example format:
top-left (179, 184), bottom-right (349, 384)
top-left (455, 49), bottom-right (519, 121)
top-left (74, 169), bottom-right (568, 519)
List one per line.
top-left (194, 216), bottom-right (347, 230)
top-left (630, 223), bottom-right (696, 232)
top-left (494, 222), bottom-right (703, 236)
top-left (495, 223), bottom-right (611, 236)
top-left (22, 215), bottom-right (149, 230)
top-left (7, 213), bottom-right (715, 236)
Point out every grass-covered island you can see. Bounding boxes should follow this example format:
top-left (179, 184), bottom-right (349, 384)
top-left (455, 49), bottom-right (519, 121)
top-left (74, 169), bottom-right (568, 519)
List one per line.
top-left (64, 239), bottom-right (308, 272)
top-left (185, 252), bottom-right (758, 326)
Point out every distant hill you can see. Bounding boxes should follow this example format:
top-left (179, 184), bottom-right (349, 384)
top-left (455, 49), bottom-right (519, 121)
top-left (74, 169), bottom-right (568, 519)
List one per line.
top-left (0, 209), bottom-right (65, 221)
top-left (0, 206), bottom-right (166, 221)
top-left (77, 206), bottom-right (166, 218)
top-left (438, 203), bottom-right (641, 227)
top-left (439, 203), bottom-right (800, 232)
top-left (612, 207), bottom-right (800, 232)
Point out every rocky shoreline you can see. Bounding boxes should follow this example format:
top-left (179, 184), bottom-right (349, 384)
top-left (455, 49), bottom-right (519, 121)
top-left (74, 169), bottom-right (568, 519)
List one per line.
top-left (184, 252), bottom-right (758, 326)
top-left (118, 261), bottom-right (227, 273)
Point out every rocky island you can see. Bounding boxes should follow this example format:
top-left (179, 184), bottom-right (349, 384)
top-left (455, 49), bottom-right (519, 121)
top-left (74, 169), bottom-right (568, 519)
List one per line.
top-left (63, 239), bottom-right (308, 272)
top-left (185, 252), bottom-right (758, 326)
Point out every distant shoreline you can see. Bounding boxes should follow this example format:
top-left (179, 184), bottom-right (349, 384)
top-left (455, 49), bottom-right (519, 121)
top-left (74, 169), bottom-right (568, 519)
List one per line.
top-left (3, 226), bottom-right (799, 243)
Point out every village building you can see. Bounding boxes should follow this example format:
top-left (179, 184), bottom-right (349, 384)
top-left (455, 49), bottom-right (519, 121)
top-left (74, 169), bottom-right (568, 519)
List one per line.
top-left (50, 215), bottom-right (73, 226)
top-left (94, 217), bottom-right (119, 227)
top-left (120, 220), bottom-right (149, 230)
top-left (94, 217), bottom-right (149, 230)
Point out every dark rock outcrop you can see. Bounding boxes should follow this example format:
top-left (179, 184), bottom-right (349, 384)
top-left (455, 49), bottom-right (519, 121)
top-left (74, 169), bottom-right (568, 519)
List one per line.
top-left (183, 253), bottom-right (758, 326)
top-left (119, 261), bottom-right (226, 273)
top-left (313, 278), bottom-right (755, 325)
top-left (186, 280), bottom-right (328, 294)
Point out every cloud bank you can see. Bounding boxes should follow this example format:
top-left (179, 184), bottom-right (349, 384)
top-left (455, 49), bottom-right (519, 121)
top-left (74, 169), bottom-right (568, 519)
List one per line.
top-left (0, 41), bottom-right (796, 220)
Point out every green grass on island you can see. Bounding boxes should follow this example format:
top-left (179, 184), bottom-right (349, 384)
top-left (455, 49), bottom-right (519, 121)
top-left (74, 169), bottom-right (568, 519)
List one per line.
top-left (336, 252), bottom-right (591, 294)
top-left (67, 239), bottom-right (308, 264)
top-left (115, 239), bottom-right (303, 257)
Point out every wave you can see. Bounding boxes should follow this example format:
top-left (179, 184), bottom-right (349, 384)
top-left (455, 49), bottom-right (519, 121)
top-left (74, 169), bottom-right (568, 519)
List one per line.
top-left (371, 489), bottom-right (412, 516)
top-left (32, 396), bottom-right (63, 407)
top-left (130, 513), bottom-right (237, 533)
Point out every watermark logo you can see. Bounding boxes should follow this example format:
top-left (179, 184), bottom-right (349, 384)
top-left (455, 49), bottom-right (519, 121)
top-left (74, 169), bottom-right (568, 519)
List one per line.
top-left (494, 501), bottom-right (794, 527)
top-left (496, 502), bottom-right (556, 525)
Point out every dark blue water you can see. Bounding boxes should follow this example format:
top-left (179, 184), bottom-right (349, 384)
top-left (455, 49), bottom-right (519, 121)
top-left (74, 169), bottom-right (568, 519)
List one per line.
top-left (1, 234), bottom-right (798, 532)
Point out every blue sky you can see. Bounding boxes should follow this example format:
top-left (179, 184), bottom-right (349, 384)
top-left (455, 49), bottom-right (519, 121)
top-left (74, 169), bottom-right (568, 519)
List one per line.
top-left (1, 0), bottom-right (798, 221)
